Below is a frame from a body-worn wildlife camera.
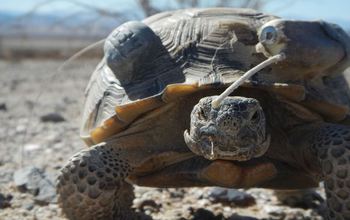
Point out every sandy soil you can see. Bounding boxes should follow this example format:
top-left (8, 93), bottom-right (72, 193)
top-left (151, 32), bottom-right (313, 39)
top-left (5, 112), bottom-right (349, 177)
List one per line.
top-left (0, 59), bottom-right (329, 219)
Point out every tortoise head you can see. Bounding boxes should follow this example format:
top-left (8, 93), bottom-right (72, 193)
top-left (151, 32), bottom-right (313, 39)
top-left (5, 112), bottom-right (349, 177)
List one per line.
top-left (256, 19), bottom-right (350, 78)
top-left (184, 96), bottom-right (270, 161)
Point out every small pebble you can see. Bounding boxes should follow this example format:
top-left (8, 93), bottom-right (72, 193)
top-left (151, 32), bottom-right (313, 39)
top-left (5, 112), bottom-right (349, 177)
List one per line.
top-left (0, 103), bottom-right (7, 111)
top-left (23, 143), bottom-right (41, 152)
top-left (0, 193), bottom-right (12, 209)
top-left (40, 113), bottom-right (65, 123)
top-left (134, 199), bottom-right (160, 212)
top-left (23, 203), bottom-right (34, 211)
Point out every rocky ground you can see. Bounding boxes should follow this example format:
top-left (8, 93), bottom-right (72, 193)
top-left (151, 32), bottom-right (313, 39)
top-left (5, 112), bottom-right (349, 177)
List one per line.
top-left (0, 59), bottom-right (330, 219)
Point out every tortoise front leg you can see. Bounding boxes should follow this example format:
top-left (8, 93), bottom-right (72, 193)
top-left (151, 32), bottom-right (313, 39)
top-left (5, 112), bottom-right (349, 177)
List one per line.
top-left (310, 124), bottom-right (350, 219)
top-left (56, 143), bottom-right (135, 220)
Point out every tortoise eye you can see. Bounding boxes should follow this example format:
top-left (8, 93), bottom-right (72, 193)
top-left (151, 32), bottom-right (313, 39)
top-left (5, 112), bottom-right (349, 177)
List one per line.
top-left (197, 107), bottom-right (207, 121)
top-left (251, 111), bottom-right (259, 123)
top-left (259, 26), bottom-right (278, 45)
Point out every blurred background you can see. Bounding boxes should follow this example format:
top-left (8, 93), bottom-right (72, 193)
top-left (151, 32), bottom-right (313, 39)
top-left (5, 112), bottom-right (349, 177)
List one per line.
top-left (1, 0), bottom-right (349, 59)
top-left (0, 1), bottom-right (349, 219)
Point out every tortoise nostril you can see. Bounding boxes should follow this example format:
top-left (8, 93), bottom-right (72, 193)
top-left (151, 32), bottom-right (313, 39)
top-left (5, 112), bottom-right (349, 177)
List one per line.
top-left (199, 125), bottom-right (217, 137)
top-left (197, 107), bottom-right (207, 121)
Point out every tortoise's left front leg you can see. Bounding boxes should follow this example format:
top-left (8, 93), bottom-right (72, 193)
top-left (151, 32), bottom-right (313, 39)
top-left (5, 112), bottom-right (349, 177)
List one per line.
top-left (309, 124), bottom-right (350, 219)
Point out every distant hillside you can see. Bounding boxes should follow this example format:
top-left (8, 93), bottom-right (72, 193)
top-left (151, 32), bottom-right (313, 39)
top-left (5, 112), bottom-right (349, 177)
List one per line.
top-left (0, 11), bottom-right (125, 39)
top-left (0, 11), bottom-right (124, 59)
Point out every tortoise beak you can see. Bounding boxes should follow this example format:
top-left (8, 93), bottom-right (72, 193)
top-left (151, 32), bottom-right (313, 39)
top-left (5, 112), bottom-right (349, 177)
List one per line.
top-left (184, 130), bottom-right (202, 156)
top-left (184, 130), bottom-right (218, 160)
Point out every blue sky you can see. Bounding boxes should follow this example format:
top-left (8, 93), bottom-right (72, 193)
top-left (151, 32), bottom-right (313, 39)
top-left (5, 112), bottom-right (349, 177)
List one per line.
top-left (1, 0), bottom-right (350, 28)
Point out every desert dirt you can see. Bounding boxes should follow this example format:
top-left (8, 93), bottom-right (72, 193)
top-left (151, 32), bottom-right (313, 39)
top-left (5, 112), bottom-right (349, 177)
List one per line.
top-left (0, 58), bottom-right (334, 220)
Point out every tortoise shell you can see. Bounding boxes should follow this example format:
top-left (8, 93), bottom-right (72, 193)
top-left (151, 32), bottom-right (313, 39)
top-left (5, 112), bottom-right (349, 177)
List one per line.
top-left (81, 8), bottom-right (349, 145)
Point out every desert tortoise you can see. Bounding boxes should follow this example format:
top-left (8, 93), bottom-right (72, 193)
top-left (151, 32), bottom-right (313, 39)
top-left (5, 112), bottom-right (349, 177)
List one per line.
top-left (57, 8), bottom-right (350, 219)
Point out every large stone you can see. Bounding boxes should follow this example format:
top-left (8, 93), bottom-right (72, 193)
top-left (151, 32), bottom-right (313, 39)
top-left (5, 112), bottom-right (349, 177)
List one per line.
top-left (207, 187), bottom-right (256, 207)
top-left (13, 166), bottom-right (57, 205)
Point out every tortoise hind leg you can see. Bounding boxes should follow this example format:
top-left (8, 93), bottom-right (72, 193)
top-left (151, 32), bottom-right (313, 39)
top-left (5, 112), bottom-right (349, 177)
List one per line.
top-left (310, 124), bottom-right (350, 219)
top-left (56, 143), bottom-right (135, 220)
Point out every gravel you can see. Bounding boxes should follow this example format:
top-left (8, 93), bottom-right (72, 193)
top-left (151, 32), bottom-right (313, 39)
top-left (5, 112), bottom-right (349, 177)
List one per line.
top-left (207, 188), bottom-right (256, 207)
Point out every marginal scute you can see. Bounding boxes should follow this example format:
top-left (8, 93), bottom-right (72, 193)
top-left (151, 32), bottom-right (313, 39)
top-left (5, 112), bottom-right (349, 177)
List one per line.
top-left (244, 82), bottom-right (306, 101)
top-left (161, 83), bottom-right (200, 102)
top-left (115, 95), bottom-right (164, 122)
top-left (301, 98), bottom-right (349, 122)
top-left (277, 97), bottom-right (322, 122)
top-left (88, 95), bottom-right (164, 144)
